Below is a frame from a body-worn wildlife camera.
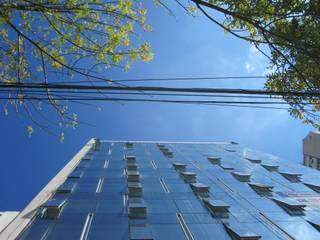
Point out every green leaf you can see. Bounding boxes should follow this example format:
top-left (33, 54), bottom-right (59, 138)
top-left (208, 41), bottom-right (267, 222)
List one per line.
top-left (27, 125), bottom-right (34, 137)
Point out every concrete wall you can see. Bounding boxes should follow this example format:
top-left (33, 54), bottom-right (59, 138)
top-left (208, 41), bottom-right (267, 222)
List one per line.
top-left (0, 212), bottom-right (20, 233)
top-left (303, 131), bottom-right (320, 169)
top-left (0, 139), bottom-right (95, 240)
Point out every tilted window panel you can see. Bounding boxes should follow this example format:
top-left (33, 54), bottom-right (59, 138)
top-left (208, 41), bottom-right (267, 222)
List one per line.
top-left (128, 182), bottom-right (143, 197)
top-left (180, 171), bottom-right (197, 183)
top-left (279, 171), bottom-right (302, 182)
top-left (302, 181), bottom-right (320, 193)
top-left (157, 143), bottom-right (165, 148)
top-left (204, 199), bottom-right (230, 213)
top-left (126, 142), bottom-right (134, 148)
top-left (248, 182), bottom-right (273, 193)
top-left (224, 148), bottom-right (237, 153)
top-left (172, 162), bottom-right (187, 172)
top-left (231, 171), bottom-right (251, 182)
top-left (190, 183), bottom-right (210, 197)
top-left (127, 163), bottom-right (138, 171)
top-left (127, 171), bottom-right (140, 182)
top-left (246, 157), bottom-right (262, 164)
top-left (306, 218), bottom-right (320, 232)
top-left (42, 199), bottom-right (66, 219)
top-left (207, 156), bottom-right (221, 165)
top-left (126, 155), bottom-right (137, 164)
top-left (272, 197), bottom-right (306, 215)
top-left (57, 181), bottom-right (76, 194)
top-left (223, 222), bottom-right (261, 240)
top-left (128, 202), bottom-right (147, 219)
top-left (68, 170), bottom-right (83, 179)
top-left (261, 163), bottom-right (279, 172)
top-left (220, 164), bottom-right (234, 170)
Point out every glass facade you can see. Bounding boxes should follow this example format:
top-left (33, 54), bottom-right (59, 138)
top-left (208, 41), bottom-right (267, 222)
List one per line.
top-left (18, 141), bottom-right (320, 239)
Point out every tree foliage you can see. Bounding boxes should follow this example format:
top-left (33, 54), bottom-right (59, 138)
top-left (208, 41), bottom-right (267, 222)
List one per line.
top-left (0, 0), bottom-right (153, 139)
top-left (171, 0), bottom-right (320, 128)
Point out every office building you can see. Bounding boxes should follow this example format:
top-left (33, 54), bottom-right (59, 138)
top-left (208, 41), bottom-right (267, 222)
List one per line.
top-left (303, 131), bottom-right (320, 170)
top-left (2, 139), bottom-right (320, 239)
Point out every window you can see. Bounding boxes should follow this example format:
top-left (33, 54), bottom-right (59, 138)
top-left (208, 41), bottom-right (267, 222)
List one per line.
top-left (246, 157), bottom-right (261, 164)
top-left (272, 197), bottom-right (306, 215)
top-left (57, 181), bottom-right (76, 194)
top-left (42, 199), bottom-right (66, 219)
top-left (248, 182), bottom-right (273, 195)
top-left (68, 170), bottom-right (83, 179)
top-left (127, 171), bottom-right (140, 182)
top-left (159, 147), bottom-right (173, 158)
top-left (224, 148), bottom-right (236, 152)
top-left (279, 171), bottom-right (302, 182)
top-left (220, 164), bottom-right (234, 170)
top-left (303, 182), bottom-right (320, 193)
top-left (231, 171), bottom-right (251, 182)
top-left (190, 183), bottom-right (210, 197)
top-left (128, 202), bottom-right (147, 219)
top-left (172, 162), bottom-right (187, 172)
top-left (223, 222), bottom-right (261, 240)
top-left (204, 199), bottom-right (230, 214)
top-left (82, 156), bottom-right (93, 161)
top-left (306, 219), bottom-right (320, 231)
top-left (128, 182), bottom-right (143, 197)
top-left (126, 142), bottom-right (134, 148)
top-left (261, 163), bottom-right (279, 172)
top-left (207, 156), bottom-right (221, 165)
top-left (180, 172), bottom-right (197, 183)
top-left (126, 156), bottom-right (137, 164)
top-left (127, 163), bottom-right (138, 171)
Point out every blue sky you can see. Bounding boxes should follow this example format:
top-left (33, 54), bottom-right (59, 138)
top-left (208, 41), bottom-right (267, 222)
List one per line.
top-left (0, 2), bottom-right (313, 210)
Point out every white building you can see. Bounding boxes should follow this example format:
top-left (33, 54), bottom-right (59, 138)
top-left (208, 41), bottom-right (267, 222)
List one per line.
top-left (0, 212), bottom-right (19, 233)
top-left (303, 131), bottom-right (320, 169)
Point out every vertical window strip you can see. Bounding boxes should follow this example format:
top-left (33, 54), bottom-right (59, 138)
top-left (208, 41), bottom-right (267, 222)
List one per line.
top-left (150, 160), bottom-right (157, 169)
top-left (159, 177), bottom-right (170, 193)
top-left (176, 213), bottom-right (194, 240)
top-left (103, 160), bottom-right (109, 169)
top-left (95, 178), bottom-right (104, 193)
top-left (80, 213), bottom-right (94, 240)
top-left (40, 226), bottom-right (51, 240)
top-left (123, 193), bottom-right (128, 213)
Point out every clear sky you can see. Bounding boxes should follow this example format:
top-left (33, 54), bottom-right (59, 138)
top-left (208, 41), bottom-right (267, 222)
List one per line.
top-left (0, 2), bottom-right (313, 210)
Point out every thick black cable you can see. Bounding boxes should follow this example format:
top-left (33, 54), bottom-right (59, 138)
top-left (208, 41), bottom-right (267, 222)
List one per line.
top-left (1, 83), bottom-right (320, 97)
top-left (0, 89), bottom-right (283, 99)
top-left (44, 75), bottom-right (267, 84)
top-left (0, 96), bottom-right (313, 105)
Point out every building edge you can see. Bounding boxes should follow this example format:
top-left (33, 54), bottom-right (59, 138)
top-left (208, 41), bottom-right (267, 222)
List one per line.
top-left (0, 138), bottom-right (95, 240)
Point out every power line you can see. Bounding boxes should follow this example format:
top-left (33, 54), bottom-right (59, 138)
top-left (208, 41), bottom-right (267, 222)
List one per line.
top-left (1, 83), bottom-right (319, 97)
top-left (46, 75), bottom-right (267, 84)
top-left (0, 89), bottom-right (284, 99)
top-left (0, 96), bottom-right (313, 105)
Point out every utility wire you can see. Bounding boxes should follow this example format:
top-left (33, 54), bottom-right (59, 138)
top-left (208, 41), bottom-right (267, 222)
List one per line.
top-left (0, 96), bottom-right (313, 105)
top-left (44, 75), bottom-right (267, 84)
top-left (1, 83), bottom-right (320, 97)
top-left (0, 89), bottom-right (284, 99)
